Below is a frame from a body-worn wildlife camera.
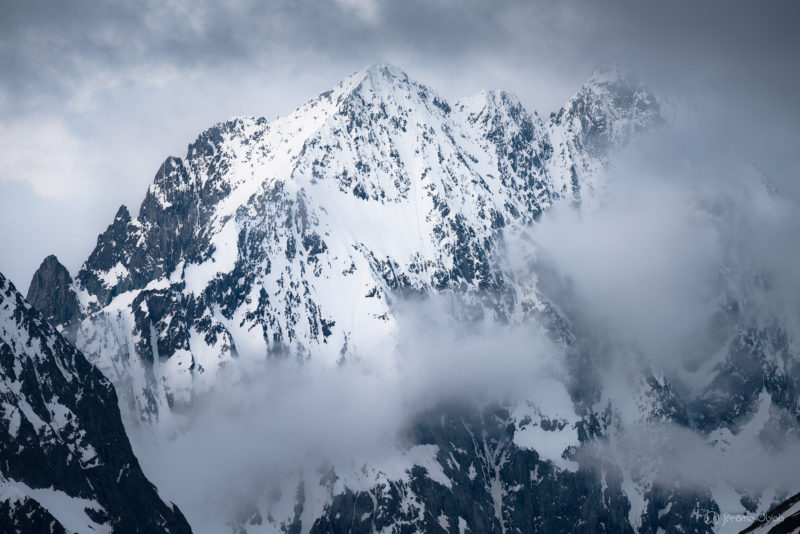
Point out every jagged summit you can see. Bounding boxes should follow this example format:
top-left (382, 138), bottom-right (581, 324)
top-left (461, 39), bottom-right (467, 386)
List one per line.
top-left (361, 61), bottom-right (414, 84)
top-left (456, 89), bottom-right (533, 120)
top-left (332, 62), bottom-right (419, 97)
top-left (26, 254), bottom-right (79, 333)
top-left (564, 57), bottom-right (662, 129)
top-left (546, 58), bottom-right (663, 203)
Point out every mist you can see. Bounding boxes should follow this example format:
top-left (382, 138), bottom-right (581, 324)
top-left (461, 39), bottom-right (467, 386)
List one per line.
top-left (2, 1), bottom-right (798, 531)
top-left (2, 0), bottom-right (799, 293)
top-left (127, 297), bottom-right (567, 532)
top-left (123, 105), bottom-right (800, 528)
top-left (527, 107), bottom-right (800, 509)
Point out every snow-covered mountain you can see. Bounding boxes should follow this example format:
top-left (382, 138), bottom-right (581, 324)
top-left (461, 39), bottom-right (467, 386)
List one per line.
top-left (35, 63), bottom-right (658, 427)
top-left (0, 270), bottom-right (192, 533)
top-left (21, 62), bottom-right (799, 533)
top-left (547, 59), bottom-right (664, 204)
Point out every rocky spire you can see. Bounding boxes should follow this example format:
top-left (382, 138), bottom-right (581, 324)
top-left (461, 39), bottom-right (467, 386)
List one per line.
top-left (26, 254), bottom-right (80, 333)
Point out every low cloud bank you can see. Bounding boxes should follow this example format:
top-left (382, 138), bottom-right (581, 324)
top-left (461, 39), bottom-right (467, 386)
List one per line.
top-left (128, 298), bottom-right (564, 532)
top-left (129, 109), bottom-right (799, 531)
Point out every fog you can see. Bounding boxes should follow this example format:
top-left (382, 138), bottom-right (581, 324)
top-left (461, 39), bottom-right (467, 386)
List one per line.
top-left (124, 109), bottom-right (800, 528)
top-left (529, 113), bottom-right (800, 496)
top-left (129, 300), bottom-right (565, 531)
top-left (2, 0), bottom-right (798, 529)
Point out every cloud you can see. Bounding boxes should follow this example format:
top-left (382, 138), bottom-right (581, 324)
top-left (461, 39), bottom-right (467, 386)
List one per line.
top-left (335, 0), bottom-right (382, 24)
top-left (532, 180), bottom-right (722, 368)
top-left (2, 0), bottom-right (798, 120)
top-left (593, 407), bottom-right (800, 503)
top-left (517, 109), bottom-right (800, 513)
top-left (0, 2), bottom-right (798, 528)
top-left (127, 296), bottom-right (565, 532)
top-left (0, 118), bottom-right (94, 197)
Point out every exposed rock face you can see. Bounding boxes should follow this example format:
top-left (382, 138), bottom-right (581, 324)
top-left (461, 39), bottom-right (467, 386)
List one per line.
top-left (0, 497), bottom-right (68, 534)
top-left (307, 404), bottom-right (637, 534)
top-left (0, 270), bottom-right (193, 533)
top-left (741, 491), bottom-right (800, 533)
top-left (25, 255), bottom-right (80, 337)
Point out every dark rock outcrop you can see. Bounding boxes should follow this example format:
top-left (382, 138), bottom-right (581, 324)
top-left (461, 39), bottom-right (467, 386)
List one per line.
top-left (0, 270), bottom-right (193, 534)
top-left (26, 255), bottom-right (80, 334)
top-left (740, 491), bottom-right (800, 533)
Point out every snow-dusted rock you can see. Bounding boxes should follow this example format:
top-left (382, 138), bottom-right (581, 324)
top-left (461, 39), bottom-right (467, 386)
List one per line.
top-left (0, 270), bottom-right (192, 533)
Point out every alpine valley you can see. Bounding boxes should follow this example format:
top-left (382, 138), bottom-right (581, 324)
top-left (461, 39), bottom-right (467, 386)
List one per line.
top-left (7, 63), bottom-right (799, 533)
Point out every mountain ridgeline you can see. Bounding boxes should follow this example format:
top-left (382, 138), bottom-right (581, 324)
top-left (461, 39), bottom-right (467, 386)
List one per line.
top-left (0, 271), bottom-right (192, 533)
top-left (20, 63), bottom-right (799, 534)
top-left (29, 62), bottom-right (662, 423)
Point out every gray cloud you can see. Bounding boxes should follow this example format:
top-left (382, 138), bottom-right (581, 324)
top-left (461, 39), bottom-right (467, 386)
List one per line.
top-left (0, 0), bottom-right (797, 291)
top-left (2, 3), bottom-right (797, 522)
top-left (127, 297), bottom-right (563, 532)
top-left (3, 0), bottom-right (797, 114)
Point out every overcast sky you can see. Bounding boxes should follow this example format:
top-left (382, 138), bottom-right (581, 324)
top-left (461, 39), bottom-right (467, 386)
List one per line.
top-left (1, 0), bottom-right (798, 291)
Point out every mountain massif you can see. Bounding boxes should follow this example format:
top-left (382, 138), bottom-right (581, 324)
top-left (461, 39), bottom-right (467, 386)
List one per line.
top-left (30, 62), bottom-right (661, 425)
top-left (15, 63), bottom-right (799, 533)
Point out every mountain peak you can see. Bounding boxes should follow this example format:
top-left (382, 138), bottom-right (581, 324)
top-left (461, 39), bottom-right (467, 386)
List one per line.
top-left (332, 62), bottom-right (413, 96)
top-left (455, 89), bottom-right (538, 132)
top-left (114, 204), bottom-right (132, 222)
top-left (348, 61), bottom-right (425, 100)
top-left (480, 90), bottom-right (527, 113)
top-left (552, 57), bottom-right (663, 135)
top-left (364, 61), bottom-right (410, 80)
top-left (38, 254), bottom-right (64, 271)
top-left (26, 254), bottom-right (79, 331)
